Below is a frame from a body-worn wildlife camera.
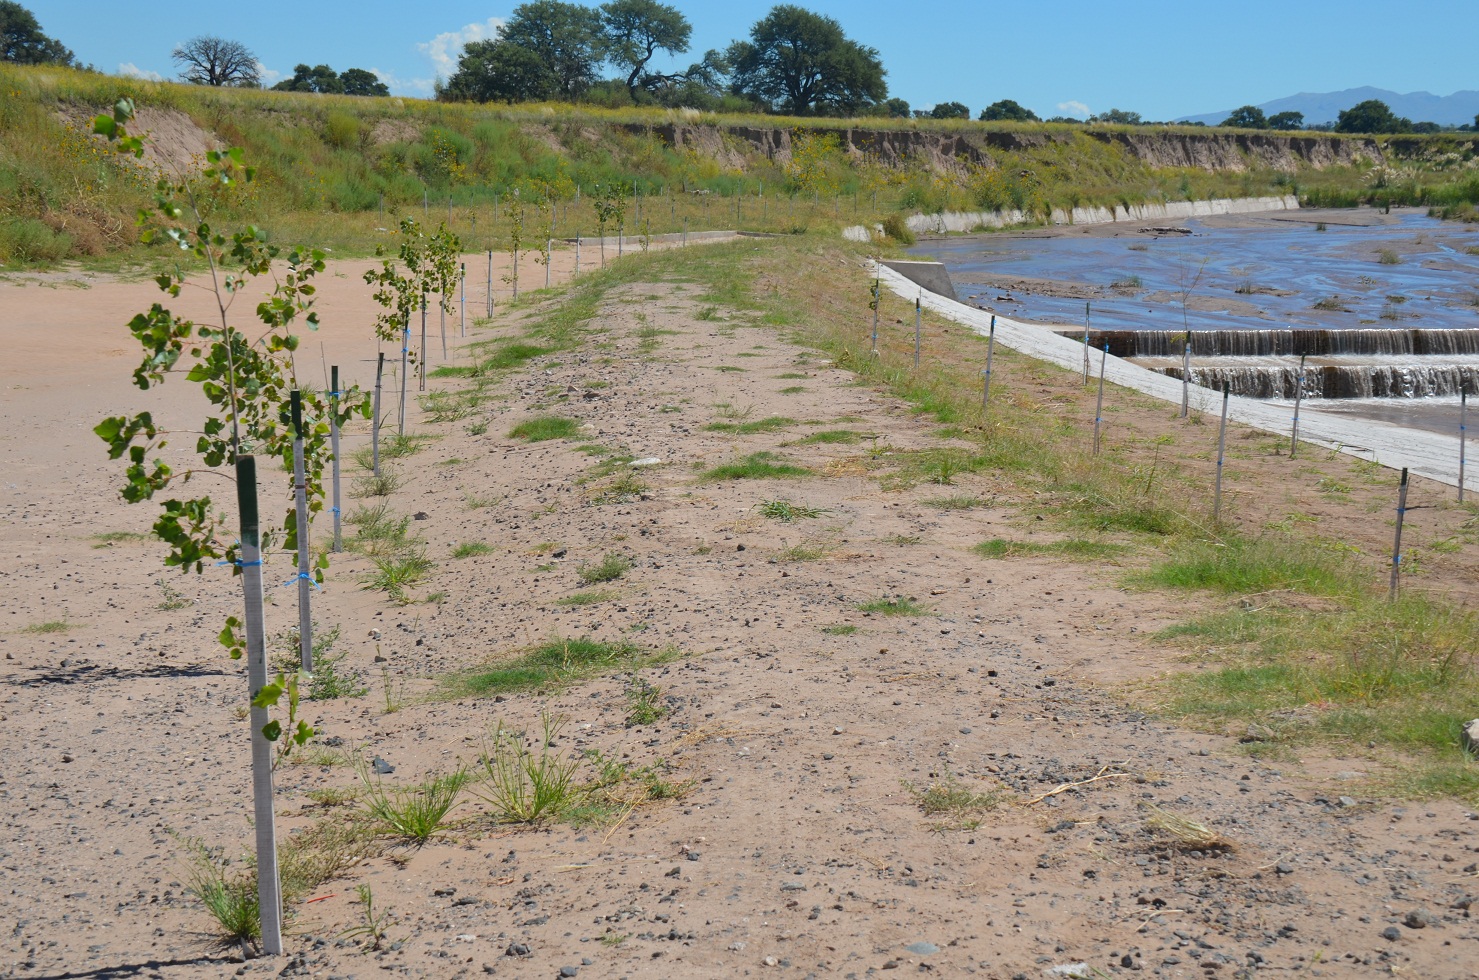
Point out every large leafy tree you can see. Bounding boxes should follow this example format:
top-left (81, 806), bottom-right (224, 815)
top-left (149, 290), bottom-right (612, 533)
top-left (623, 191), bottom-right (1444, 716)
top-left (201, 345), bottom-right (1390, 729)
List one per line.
top-left (1267, 110), bottom-right (1304, 131)
top-left (439, 38), bottom-right (558, 103)
top-left (1220, 105), bottom-right (1267, 129)
top-left (929, 101), bottom-right (969, 120)
top-left (980, 99), bottom-right (1038, 122)
top-left (501, 0), bottom-right (604, 99)
top-left (273, 63), bottom-right (344, 94)
top-left (1335, 99), bottom-right (1411, 134)
top-left (173, 35), bottom-right (260, 87)
top-left (601, 0), bottom-right (690, 98)
top-left (1, 1), bottom-right (75, 65)
top-left (340, 68), bottom-right (389, 97)
top-left (727, 5), bottom-right (886, 116)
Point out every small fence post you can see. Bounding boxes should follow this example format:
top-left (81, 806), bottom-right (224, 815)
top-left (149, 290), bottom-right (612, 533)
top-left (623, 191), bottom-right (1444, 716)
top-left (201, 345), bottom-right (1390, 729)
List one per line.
top-left (291, 390), bottom-right (313, 673)
top-left (546, 239), bottom-right (552, 289)
top-left (1181, 340), bottom-right (1191, 418)
top-left (871, 264), bottom-right (880, 355)
top-left (576, 235), bottom-right (581, 274)
top-left (1460, 389), bottom-right (1468, 503)
top-left (1214, 382), bottom-right (1230, 523)
top-left (982, 315), bottom-right (996, 411)
top-left (1093, 344), bottom-right (1108, 456)
top-left (398, 315), bottom-right (409, 438)
top-left (486, 250), bottom-right (493, 317)
top-left (235, 455), bottom-right (283, 957)
top-left (330, 367), bottom-right (342, 553)
top-left (419, 293), bottom-right (428, 391)
top-left (1390, 467), bottom-right (1409, 600)
top-left (913, 292), bottom-right (921, 369)
top-left (1082, 302), bottom-right (1091, 384)
top-left (459, 264), bottom-right (466, 338)
top-left (372, 352), bottom-right (384, 476)
top-left (1290, 353), bottom-right (1307, 457)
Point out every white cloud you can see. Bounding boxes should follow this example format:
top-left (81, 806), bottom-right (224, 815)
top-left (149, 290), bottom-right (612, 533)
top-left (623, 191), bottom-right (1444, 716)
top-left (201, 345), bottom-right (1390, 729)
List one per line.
top-left (369, 67), bottom-right (435, 98)
top-left (1056, 100), bottom-right (1091, 118)
top-left (256, 62), bottom-right (283, 86)
top-left (118, 62), bottom-right (164, 82)
top-left (417, 17), bottom-right (505, 79)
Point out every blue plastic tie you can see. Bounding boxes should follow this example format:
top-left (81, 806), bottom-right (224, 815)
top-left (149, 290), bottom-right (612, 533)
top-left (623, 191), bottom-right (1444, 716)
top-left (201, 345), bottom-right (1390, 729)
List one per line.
top-left (217, 558), bottom-right (263, 568)
top-left (284, 571), bottom-right (322, 591)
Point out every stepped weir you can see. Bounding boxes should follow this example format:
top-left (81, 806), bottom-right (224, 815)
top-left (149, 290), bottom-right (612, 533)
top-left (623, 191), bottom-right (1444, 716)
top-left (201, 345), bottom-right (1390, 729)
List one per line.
top-left (1056, 328), bottom-right (1479, 399)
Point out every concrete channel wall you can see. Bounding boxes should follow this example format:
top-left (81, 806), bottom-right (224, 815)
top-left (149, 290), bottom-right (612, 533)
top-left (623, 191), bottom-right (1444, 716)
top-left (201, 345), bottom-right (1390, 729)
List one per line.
top-left (873, 262), bottom-right (1469, 492)
top-left (844, 195), bottom-right (1299, 242)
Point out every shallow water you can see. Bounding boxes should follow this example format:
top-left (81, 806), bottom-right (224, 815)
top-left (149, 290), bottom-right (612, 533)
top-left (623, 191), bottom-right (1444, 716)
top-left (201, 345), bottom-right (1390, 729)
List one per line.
top-left (910, 212), bottom-right (1479, 333)
top-left (909, 211), bottom-right (1479, 433)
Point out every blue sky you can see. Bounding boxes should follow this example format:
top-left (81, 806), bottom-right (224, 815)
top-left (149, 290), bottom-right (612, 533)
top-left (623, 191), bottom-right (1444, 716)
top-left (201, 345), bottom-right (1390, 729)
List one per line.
top-left (27, 0), bottom-right (1479, 120)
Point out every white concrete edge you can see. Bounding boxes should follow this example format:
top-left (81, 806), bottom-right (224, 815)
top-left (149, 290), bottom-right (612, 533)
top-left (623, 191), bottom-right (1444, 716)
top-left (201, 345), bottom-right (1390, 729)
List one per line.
top-left (872, 263), bottom-right (1470, 492)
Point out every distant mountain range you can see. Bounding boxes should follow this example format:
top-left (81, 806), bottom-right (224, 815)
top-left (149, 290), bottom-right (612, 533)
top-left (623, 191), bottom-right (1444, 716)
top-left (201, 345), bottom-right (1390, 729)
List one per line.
top-left (1179, 87), bottom-right (1479, 128)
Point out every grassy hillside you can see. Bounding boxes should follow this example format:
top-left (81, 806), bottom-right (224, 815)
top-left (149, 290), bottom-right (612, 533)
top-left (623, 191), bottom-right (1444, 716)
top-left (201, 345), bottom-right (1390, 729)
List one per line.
top-left (3, 63), bottom-right (1477, 267)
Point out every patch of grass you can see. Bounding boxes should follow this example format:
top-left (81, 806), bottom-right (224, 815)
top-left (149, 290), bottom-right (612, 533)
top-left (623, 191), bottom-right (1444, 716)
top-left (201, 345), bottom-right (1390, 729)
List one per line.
top-left (883, 448), bottom-right (990, 488)
top-left (466, 420), bottom-right (489, 436)
top-left (474, 713), bottom-right (584, 824)
top-left (821, 624), bottom-right (859, 635)
top-left (448, 635), bottom-right (672, 697)
top-left (855, 596), bottom-right (928, 616)
top-left (796, 428), bottom-right (862, 445)
top-left (1155, 594), bottom-right (1479, 776)
top-left (509, 415), bottom-right (582, 442)
top-left (22, 620), bottom-right (76, 634)
top-left (715, 365), bottom-right (745, 373)
top-left (757, 499), bottom-right (827, 522)
top-left (924, 494), bottom-right (984, 510)
top-left (556, 589), bottom-right (617, 607)
top-left (179, 837), bottom-right (261, 951)
top-left (702, 452), bottom-right (810, 481)
top-left (704, 415), bottom-right (796, 435)
top-left (358, 764), bottom-right (470, 845)
top-left (779, 385), bottom-right (807, 394)
top-left (420, 389), bottom-right (483, 423)
top-left (775, 372), bottom-right (809, 379)
top-left (155, 578), bottom-right (192, 611)
top-left (351, 470), bottom-right (403, 499)
top-left (1377, 248), bottom-right (1403, 265)
top-left (452, 542), bottom-right (495, 558)
top-left (577, 552), bottom-right (632, 584)
top-left (1313, 296), bottom-right (1350, 312)
top-left (352, 434), bottom-right (428, 470)
top-left (480, 342), bottom-right (551, 372)
top-left (1144, 804), bottom-right (1235, 853)
top-left (624, 674), bottom-right (667, 726)
top-left (465, 492), bottom-right (501, 509)
top-left (1131, 534), bottom-right (1356, 596)
top-left (591, 471), bottom-right (648, 504)
top-left (345, 502), bottom-right (413, 556)
top-left (363, 551), bottom-right (433, 602)
top-left (973, 538), bottom-right (1126, 560)
top-left (904, 774), bottom-right (1005, 828)
top-left (90, 530), bottom-right (147, 548)
top-left (883, 534), bottom-right (922, 546)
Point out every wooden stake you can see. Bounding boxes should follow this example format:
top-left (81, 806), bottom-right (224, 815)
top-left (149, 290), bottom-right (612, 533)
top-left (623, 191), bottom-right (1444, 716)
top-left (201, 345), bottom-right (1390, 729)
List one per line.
top-left (982, 315), bottom-right (996, 411)
top-left (546, 239), bottom-right (552, 289)
top-left (1214, 383), bottom-right (1230, 523)
top-left (330, 367), bottom-right (342, 553)
top-left (291, 390), bottom-right (313, 673)
top-left (459, 264), bottom-right (466, 338)
top-left (398, 315), bottom-right (409, 438)
top-left (1093, 344), bottom-right (1108, 456)
top-left (913, 292), bottom-right (921, 369)
top-left (419, 293), bottom-right (428, 392)
top-left (576, 235), bottom-right (581, 273)
top-left (1460, 390), bottom-right (1468, 503)
top-left (1181, 341), bottom-right (1191, 418)
top-left (1082, 302), bottom-right (1091, 383)
top-left (1290, 353), bottom-right (1307, 457)
top-left (235, 455), bottom-right (283, 956)
top-left (1390, 467), bottom-right (1409, 600)
top-left (486, 250), bottom-right (493, 317)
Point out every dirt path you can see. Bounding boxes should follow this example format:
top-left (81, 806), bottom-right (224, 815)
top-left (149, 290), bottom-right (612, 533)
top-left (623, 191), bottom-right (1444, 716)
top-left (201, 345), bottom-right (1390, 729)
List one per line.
top-left (2, 249), bottom-right (1478, 979)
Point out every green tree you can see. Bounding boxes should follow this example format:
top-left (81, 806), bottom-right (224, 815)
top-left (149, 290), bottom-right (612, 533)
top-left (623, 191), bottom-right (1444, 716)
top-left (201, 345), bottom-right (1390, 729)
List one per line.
top-left (1267, 110), bottom-right (1304, 130)
top-left (882, 96), bottom-right (910, 118)
top-left (273, 63), bottom-right (344, 94)
top-left (1220, 105), bottom-right (1267, 129)
top-left (727, 5), bottom-right (887, 116)
top-left (501, 0), bottom-right (604, 99)
top-left (0, 1), bottom-right (74, 65)
top-left (601, 0), bottom-right (690, 99)
top-left (173, 35), bottom-right (260, 87)
top-left (929, 100), bottom-right (969, 120)
top-left (1335, 99), bottom-right (1410, 134)
top-left (439, 39), bottom-right (557, 103)
top-left (979, 99), bottom-right (1038, 122)
top-left (1091, 108), bottom-right (1142, 125)
top-left (340, 68), bottom-right (389, 97)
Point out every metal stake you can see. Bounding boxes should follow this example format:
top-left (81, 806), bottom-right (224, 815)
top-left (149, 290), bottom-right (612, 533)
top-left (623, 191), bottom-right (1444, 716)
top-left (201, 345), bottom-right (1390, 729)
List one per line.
top-left (1390, 468), bottom-right (1409, 600)
top-left (982, 315), bottom-right (996, 411)
top-left (1214, 383), bottom-right (1230, 522)
top-left (1093, 344), bottom-right (1108, 456)
top-left (1290, 353), bottom-right (1307, 457)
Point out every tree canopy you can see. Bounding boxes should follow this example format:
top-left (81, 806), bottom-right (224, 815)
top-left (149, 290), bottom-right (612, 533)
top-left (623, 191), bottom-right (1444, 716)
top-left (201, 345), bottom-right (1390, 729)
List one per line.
top-left (601, 0), bottom-right (690, 97)
top-left (1335, 99), bottom-right (1411, 134)
top-left (979, 99), bottom-right (1038, 122)
top-left (1, 1), bottom-right (75, 66)
top-left (727, 5), bottom-right (886, 116)
top-left (1267, 110), bottom-right (1304, 131)
top-left (441, 39), bottom-right (558, 103)
top-left (273, 63), bottom-right (388, 96)
top-left (1220, 105), bottom-right (1266, 129)
top-left (173, 36), bottom-right (260, 87)
top-left (500, 0), bottom-right (605, 99)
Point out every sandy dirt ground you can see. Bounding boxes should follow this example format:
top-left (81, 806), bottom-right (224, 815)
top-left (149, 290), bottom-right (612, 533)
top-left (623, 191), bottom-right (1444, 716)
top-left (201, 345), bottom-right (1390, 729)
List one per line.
top-left (2, 240), bottom-right (1479, 980)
